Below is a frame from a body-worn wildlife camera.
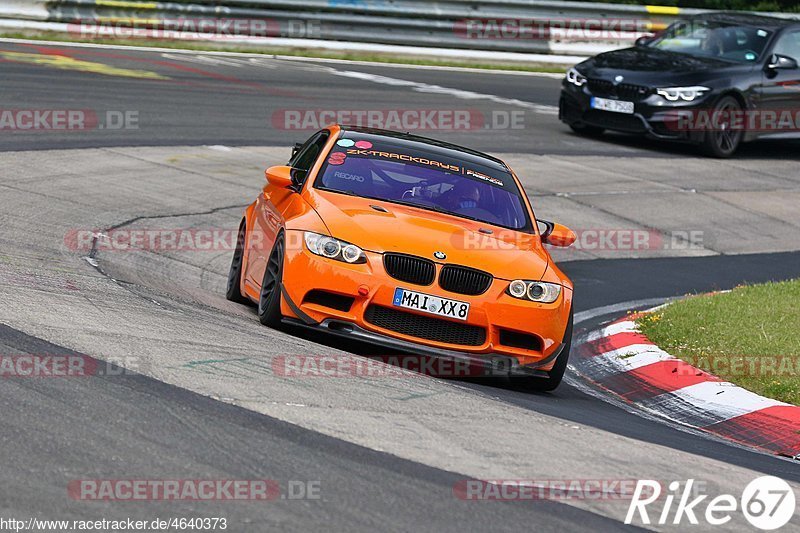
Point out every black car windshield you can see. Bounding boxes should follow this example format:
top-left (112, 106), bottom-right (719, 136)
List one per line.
top-left (648, 20), bottom-right (773, 62)
top-left (315, 137), bottom-right (531, 231)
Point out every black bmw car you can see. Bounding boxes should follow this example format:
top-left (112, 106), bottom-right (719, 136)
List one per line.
top-left (559, 12), bottom-right (800, 157)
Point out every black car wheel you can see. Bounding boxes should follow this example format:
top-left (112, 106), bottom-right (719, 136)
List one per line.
top-left (258, 232), bottom-right (285, 328)
top-left (700, 95), bottom-right (743, 158)
top-left (225, 218), bottom-right (249, 304)
top-left (515, 307), bottom-right (573, 392)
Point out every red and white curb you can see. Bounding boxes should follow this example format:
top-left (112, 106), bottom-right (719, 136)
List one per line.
top-left (574, 311), bottom-right (800, 459)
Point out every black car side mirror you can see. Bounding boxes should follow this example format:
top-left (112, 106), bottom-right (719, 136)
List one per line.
top-left (635, 35), bottom-right (653, 47)
top-left (767, 53), bottom-right (798, 70)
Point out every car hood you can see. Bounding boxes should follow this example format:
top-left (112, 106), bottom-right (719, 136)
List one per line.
top-left (308, 190), bottom-right (549, 281)
top-left (577, 47), bottom-right (748, 86)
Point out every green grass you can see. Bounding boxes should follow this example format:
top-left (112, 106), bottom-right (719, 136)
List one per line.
top-left (0, 31), bottom-right (570, 73)
top-left (637, 279), bottom-right (800, 405)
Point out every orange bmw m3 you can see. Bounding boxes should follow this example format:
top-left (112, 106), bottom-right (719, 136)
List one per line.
top-left (227, 125), bottom-right (577, 390)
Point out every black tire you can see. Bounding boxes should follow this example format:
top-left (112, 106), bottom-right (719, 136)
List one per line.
top-left (515, 308), bottom-right (573, 392)
top-left (700, 95), bottom-right (743, 158)
top-left (569, 123), bottom-right (605, 136)
top-left (225, 219), bottom-right (249, 304)
top-left (257, 232), bottom-right (285, 328)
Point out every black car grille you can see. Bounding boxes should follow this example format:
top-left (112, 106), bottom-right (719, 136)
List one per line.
top-left (584, 110), bottom-right (647, 133)
top-left (364, 305), bottom-right (486, 346)
top-left (587, 79), bottom-right (652, 101)
top-left (383, 253), bottom-right (435, 286)
top-left (439, 265), bottom-right (492, 295)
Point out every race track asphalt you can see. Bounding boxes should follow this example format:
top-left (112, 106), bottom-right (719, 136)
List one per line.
top-left (1, 39), bottom-right (799, 532)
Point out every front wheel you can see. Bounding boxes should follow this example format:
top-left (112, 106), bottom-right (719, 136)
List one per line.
top-left (700, 95), bottom-right (743, 158)
top-left (258, 233), bottom-right (285, 328)
top-left (515, 309), bottom-right (573, 392)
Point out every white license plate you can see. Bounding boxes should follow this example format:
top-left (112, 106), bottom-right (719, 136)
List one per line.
top-left (392, 288), bottom-right (469, 321)
top-left (591, 97), bottom-right (634, 114)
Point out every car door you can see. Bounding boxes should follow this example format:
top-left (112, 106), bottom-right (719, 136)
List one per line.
top-left (758, 29), bottom-right (800, 136)
top-left (244, 131), bottom-right (330, 290)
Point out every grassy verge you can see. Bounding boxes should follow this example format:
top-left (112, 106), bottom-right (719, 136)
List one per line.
top-left (637, 279), bottom-right (800, 405)
top-left (0, 31), bottom-right (570, 73)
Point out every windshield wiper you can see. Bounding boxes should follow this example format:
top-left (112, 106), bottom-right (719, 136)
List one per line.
top-left (322, 190), bottom-right (491, 225)
top-left (386, 198), bottom-right (490, 223)
top-left (387, 198), bottom-right (447, 212)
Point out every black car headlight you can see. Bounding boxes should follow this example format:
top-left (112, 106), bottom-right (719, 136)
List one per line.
top-left (304, 232), bottom-right (366, 264)
top-left (507, 280), bottom-right (562, 303)
top-left (656, 86), bottom-right (710, 102)
top-left (566, 67), bottom-right (587, 87)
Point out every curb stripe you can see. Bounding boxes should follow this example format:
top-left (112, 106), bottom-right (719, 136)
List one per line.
top-left (637, 381), bottom-right (788, 427)
top-left (575, 310), bottom-right (800, 457)
top-left (583, 331), bottom-right (654, 354)
top-left (705, 406), bottom-right (800, 456)
top-left (592, 344), bottom-right (676, 373)
top-left (598, 360), bottom-right (721, 402)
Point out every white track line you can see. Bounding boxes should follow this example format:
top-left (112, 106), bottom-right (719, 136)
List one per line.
top-left (326, 69), bottom-right (559, 115)
top-left (0, 34), bottom-right (580, 72)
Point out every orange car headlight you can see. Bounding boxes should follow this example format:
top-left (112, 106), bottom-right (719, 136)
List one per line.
top-left (507, 280), bottom-right (562, 303)
top-left (304, 232), bottom-right (366, 264)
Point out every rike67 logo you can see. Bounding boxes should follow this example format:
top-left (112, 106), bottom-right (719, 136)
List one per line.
top-left (626, 476), bottom-right (796, 530)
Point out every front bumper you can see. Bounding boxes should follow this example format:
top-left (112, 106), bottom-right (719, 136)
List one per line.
top-left (559, 82), bottom-right (708, 141)
top-left (279, 231), bottom-right (573, 370)
top-left (282, 315), bottom-right (565, 378)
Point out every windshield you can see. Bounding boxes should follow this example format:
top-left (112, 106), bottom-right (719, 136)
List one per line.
top-left (315, 137), bottom-right (532, 231)
top-left (648, 20), bottom-right (773, 63)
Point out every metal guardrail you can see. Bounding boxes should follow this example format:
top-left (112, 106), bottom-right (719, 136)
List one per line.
top-left (0, 0), bottom-right (795, 57)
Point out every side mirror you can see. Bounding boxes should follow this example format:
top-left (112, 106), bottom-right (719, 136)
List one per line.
top-left (635, 35), bottom-right (653, 47)
top-left (265, 165), bottom-right (294, 188)
top-left (767, 54), bottom-right (798, 70)
top-left (539, 220), bottom-right (577, 248)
